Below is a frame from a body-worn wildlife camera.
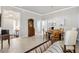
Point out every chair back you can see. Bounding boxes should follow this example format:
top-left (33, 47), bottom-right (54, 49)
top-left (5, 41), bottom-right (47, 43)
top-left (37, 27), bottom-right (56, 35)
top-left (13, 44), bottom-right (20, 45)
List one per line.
top-left (1, 29), bottom-right (9, 35)
top-left (64, 30), bottom-right (78, 45)
top-left (53, 30), bottom-right (61, 38)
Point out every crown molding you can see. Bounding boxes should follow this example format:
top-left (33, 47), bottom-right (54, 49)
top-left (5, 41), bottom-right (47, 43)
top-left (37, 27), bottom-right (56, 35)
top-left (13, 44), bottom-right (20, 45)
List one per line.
top-left (11, 6), bottom-right (41, 16)
top-left (42, 6), bottom-right (78, 16)
top-left (6, 6), bottom-right (78, 16)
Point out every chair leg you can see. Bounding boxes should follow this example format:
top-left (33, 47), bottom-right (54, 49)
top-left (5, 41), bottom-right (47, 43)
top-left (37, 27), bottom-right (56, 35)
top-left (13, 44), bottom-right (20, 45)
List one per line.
top-left (64, 45), bottom-right (66, 53)
top-left (1, 39), bottom-right (3, 49)
top-left (8, 36), bottom-right (10, 46)
top-left (73, 45), bottom-right (76, 53)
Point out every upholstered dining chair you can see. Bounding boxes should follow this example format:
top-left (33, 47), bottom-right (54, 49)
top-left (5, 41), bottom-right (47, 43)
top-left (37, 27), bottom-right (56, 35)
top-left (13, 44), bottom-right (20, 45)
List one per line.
top-left (64, 30), bottom-right (78, 53)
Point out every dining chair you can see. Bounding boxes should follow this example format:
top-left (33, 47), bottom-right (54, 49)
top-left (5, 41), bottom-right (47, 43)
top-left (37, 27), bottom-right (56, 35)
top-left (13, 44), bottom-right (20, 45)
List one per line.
top-left (1, 29), bottom-right (10, 49)
top-left (64, 30), bottom-right (78, 53)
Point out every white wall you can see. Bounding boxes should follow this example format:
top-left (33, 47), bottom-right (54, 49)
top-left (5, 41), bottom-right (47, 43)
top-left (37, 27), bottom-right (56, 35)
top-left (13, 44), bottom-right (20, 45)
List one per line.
top-left (0, 6), bottom-right (1, 34)
top-left (1, 6), bottom-right (41, 37)
top-left (77, 7), bottom-right (79, 28)
top-left (0, 7), bottom-right (1, 13)
top-left (43, 7), bottom-right (78, 31)
top-left (2, 9), bottom-right (20, 35)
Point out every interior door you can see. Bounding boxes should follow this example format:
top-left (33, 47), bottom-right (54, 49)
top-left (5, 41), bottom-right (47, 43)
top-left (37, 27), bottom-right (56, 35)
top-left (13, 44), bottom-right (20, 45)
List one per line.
top-left (28, 19), bottom-right (35, 37)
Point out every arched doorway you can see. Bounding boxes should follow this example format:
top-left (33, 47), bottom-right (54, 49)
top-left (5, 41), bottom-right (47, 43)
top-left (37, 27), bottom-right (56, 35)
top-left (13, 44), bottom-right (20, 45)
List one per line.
top-left (28, 19), bottom-right (35, 37)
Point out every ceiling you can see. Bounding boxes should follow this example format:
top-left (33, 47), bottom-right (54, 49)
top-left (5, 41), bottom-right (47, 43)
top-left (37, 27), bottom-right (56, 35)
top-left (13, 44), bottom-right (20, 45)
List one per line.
top-left (17, 6), bottom-right (71, 15)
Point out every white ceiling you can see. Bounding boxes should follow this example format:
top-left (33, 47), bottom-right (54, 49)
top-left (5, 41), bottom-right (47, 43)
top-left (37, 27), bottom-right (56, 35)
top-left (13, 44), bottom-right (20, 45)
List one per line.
top-left (17, 6), bottom-right (71, 15)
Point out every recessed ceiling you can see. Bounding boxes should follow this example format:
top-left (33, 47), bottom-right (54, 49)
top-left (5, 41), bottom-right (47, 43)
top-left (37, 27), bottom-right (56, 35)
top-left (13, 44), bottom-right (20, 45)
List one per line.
top-left (17, 6), bottom-right (71, 15)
